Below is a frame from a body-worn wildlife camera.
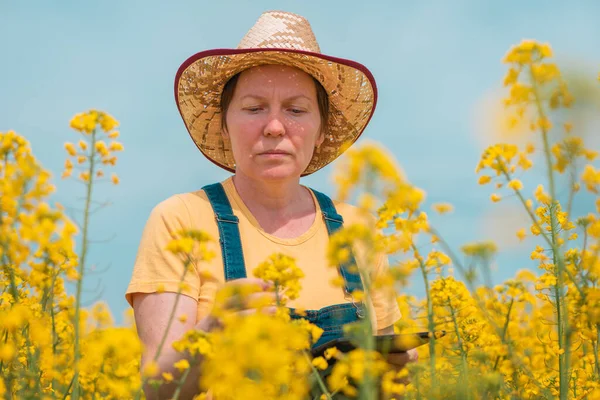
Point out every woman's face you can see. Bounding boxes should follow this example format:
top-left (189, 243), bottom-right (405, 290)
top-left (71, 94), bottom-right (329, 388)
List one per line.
top-left (223, 65), bottom-right (324, 181)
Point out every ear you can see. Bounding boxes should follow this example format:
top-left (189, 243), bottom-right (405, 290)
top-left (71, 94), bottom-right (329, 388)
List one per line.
top-left (316, 129), bottom-right (325, 147)
top-left (221, 125), bottom-right (229, 139)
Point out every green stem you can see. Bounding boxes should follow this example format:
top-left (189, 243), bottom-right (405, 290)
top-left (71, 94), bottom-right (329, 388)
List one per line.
top-left (61, 374), bottom-right (75, 400)
top-left (71, 128), bottom-right (97, 400)
top-left (274, 282), bottom-right (281, 306)
top-left (49, 272), bottom-right (58, 392)
top-left (304, 351), bottom-right (332, 400)
top-left (412, 244), bottom-right (437, 390)
top-left (171, 367), bottom-right (192, 400)
top-left (153, 260), bottom-right (189, 363)
top-left (565, 166), bottom-right (576, 222)
top-left (492, 298), bottom-right (514, 372)
top-left (529, 67), bottom-right (569, 400)
top-left (594, 325), bottom-right (600, 378)
top-left (356, 247), bottom-right (376, 400)
top-left (136, 257), bottom-right (192, 399)
top-left (448, 296), bottom-right (469, 398)
top-left (497, 164), bottom-right (553, 249)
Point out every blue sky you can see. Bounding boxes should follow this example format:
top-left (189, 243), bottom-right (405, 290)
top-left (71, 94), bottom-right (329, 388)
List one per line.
top-left (2, 0), bottom-right (599, 324)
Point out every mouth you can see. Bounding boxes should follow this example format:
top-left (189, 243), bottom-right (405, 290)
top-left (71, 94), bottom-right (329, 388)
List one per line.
top-left (259, 150), bottom-right (290, 155)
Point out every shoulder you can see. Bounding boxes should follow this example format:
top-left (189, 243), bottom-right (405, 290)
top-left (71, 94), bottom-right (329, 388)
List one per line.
top-left (146, 189), bottom-right (215, 229)
top-left (331, 199), bottom-right (376, 226)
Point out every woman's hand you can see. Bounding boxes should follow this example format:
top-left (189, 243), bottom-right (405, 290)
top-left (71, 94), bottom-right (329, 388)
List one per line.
top-left (195, 277), bottom-right (279, 333)
top-left (385, 348), bottom-right (419, 370)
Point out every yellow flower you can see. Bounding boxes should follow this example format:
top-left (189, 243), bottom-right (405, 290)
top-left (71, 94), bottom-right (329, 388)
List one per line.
top-left (95, 140), bottom-right (109, 157)
top-left (162, 372), bottom-right (174, 382)
top-left (503, 67), bottom-right (520, 86)
top-left (508, 179), bottom-right (523, 191)
top-left (108, 130), bottom-right (120, 139)
top-left (0, 343), bottom-right (15, 362)
top-left (99, 112), bottom-right (119, 132)
top-left (109, 141), bottom-right (124, 152)
top-left (525, 143), bottom-right (535, 153)
top-left (64, 142), bottom-right (77, 156)
top-left (503, 40), bottom-right (552, 65)
top-left (312, 356), bottom-right (328, 370)
top-left (78, 139), bottom-right (88, 151)
top-left (178, 314), bottom-right (188, 323)
top-left (478, 175), bottom-right (492, 185)
top-left (324, 347), bottom-right (339, 360)
top-left (534, 185), bottom-right (551, 204)
top-left (581, 164), bottom-right (600, 194)
top-left (564, 122), bottom-right (573, 133)
top-left (462, 241), bottom-right (497, 258)
top-left (490, 193), bottom-right (501, 203)
top-left (525, 199), bottom-right (533, 209)
top-left (142, 361), bottom-right (159, 377)
top-left (518, 153), bottom-right (533, 170)
top-left (79, 172), bottom-right (90, 182)
top-left (352, 290), bottom-right (365, 302)
top-left (111, 173), bottom-right (119, 185)
top-left (173, 359), bottom-right (190, 372)
top-left (166, 237), bottom-right (194, 255)
top-left (330, 276), bottom-right (345, 288)
top-left (432, 202), bottom-right (453, 214)
top-left (516, 228), bottom-right (526, 241)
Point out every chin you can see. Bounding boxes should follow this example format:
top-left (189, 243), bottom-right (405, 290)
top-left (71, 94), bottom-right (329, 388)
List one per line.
top-left (253, 165), bottom-right (302, 181)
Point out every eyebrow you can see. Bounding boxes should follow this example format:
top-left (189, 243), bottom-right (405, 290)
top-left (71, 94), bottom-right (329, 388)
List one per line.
top-left (239, 94), bottom-right (313, 102)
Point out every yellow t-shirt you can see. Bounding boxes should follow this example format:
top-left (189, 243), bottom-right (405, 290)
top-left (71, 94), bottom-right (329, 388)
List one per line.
top-left (125, 177), bottom-right (401, 331)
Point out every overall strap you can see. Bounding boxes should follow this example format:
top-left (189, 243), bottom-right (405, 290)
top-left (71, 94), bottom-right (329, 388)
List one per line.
top-left (202, 183), bottom-right (247, 281)
top-left (311, 189), bottom-right (364, 295)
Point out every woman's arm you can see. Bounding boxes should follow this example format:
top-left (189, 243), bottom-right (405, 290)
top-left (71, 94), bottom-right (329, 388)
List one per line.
top-left (133, 292), bottom-right (209, 400)
top-left (377, 325), bottom-right (419, 370)
top-left (133, 278), bottom-right (276, 399)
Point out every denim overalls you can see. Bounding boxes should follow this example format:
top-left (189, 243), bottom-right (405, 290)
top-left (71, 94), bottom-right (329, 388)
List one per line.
top-left (202, 182), bottom-right (367, 349)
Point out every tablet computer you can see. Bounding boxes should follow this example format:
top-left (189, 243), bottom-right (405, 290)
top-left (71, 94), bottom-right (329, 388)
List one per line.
top-left (310, 331), bottom-right (445, 359)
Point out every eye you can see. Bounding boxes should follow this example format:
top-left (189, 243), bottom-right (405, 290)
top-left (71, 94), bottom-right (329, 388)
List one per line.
top-left (289, 108), bottom-right (306, 114)
top-left (244, 106), bottom-right (263, 113)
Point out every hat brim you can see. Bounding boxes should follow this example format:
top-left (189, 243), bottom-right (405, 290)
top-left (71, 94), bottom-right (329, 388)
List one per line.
top-left (174, 48), bottom-right (378, 176)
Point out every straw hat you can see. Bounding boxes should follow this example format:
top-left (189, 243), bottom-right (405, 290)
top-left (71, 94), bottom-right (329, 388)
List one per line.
top-left (174, 10), bottom-right (378, 176)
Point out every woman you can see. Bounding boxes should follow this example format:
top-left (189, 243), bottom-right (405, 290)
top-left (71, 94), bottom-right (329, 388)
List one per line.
top-left (126, 10), bottom-right (416, 399)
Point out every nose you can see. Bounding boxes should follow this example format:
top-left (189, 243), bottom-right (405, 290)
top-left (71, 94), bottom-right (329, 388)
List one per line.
top-left (263, 115), bottom-right (285, 137)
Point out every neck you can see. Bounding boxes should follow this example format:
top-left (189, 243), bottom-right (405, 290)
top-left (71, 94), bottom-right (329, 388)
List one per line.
top-left (232, 172), bottom-right (306, 214)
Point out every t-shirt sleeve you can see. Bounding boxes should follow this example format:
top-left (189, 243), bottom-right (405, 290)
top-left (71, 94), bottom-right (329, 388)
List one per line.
top-left (125, 195), bottom-right (201, 307)
top-left (369, 250), bottom-right (402, 331)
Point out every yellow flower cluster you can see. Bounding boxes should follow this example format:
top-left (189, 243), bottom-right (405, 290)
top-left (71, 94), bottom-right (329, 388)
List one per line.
top-left (253, 253), bottom-right (305, 304)
top-left (199, 311), bottom-right (313, 399)
top-left (327, 349), bottom-right (388, 397)
top-left (582, 164), bottom-right (600, 194)
top-left (1, 129), bottom-right (142, 399)
top-left (552, 136), bottom-right (598, 174)
top-left (333, 141), bottom-right (404, 203)
top-left (502, 40), bottom-right (573, 135)
top-left (4, 36), bottom-right (600, 399)
top-left (476, 143), bottom-right (533, 196)
top-left (165, 229), bottom-right (215, 264)
top-left (63, 110), bottom-right (123, 184)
